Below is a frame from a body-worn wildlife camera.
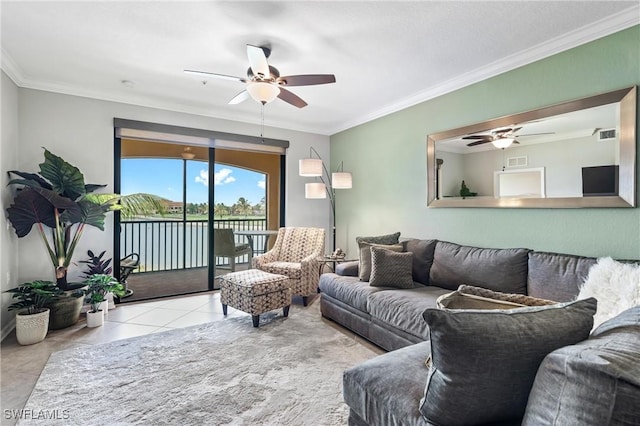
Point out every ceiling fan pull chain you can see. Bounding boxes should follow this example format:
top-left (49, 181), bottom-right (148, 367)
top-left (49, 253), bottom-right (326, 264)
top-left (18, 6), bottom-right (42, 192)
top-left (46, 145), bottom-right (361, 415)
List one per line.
top-left (261, 104), bottom-right (265, 143)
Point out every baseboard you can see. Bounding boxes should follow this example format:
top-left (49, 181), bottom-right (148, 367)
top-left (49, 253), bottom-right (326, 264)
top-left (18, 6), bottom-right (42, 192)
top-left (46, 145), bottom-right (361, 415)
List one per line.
top-left (1, 318), bottom-right (16, 342)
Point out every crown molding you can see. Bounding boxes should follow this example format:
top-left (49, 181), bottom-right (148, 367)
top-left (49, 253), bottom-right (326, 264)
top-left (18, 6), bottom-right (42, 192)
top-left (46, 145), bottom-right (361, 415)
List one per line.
top-left (3, 5), bottom-right (638, 137)
top-left (327, 5), bottom-right (640, 135)
top-left (1, 47), bottom-right (25, 86)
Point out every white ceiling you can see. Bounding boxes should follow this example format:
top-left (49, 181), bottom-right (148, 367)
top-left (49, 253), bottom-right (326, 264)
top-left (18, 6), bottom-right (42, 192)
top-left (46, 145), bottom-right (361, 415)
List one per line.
top-left (1, 1), bottom-right (638, 136)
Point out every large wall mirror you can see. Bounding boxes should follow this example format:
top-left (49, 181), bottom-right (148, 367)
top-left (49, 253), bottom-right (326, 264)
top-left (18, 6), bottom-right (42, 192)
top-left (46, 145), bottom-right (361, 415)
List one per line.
top-left (427, 86), bottom-right (636, 208)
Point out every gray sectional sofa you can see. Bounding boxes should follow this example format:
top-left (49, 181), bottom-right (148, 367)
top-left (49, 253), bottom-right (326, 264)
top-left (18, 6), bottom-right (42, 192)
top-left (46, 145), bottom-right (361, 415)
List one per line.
top-left (318, 238), bottom-right (640, 425)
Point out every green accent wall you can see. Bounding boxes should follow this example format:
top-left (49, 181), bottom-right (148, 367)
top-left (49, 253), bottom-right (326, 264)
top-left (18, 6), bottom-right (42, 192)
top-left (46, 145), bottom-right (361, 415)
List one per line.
top-left (331, 25), bottom-right (640, 259)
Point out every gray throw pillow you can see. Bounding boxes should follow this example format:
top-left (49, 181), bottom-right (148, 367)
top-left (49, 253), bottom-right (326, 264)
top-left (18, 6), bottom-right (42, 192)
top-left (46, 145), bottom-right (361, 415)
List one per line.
top-left (355, 232), bottom-right (401, 246)
top-left (369, 246), bottom-right (414, 289)
top-left (358, 243), bottom-right (404, 281)
top-left (419, 298), bottom-right (597, 425)
top-left (522, 306), bottom-right (640, 426)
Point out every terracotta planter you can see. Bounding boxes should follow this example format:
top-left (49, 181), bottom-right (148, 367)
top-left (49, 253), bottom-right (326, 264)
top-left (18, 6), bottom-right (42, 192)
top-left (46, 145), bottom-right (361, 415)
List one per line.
top-left (47, 291), bottom-right (85, 330)
top-left (16, 308), bottom-right (50, 345)
top-left (86, 309), bottom-right (104, 328)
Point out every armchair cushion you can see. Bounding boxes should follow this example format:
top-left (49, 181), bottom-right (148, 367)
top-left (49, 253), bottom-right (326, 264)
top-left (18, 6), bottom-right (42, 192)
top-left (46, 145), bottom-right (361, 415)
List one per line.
top-left (259, 261), bottom-right (302, 280)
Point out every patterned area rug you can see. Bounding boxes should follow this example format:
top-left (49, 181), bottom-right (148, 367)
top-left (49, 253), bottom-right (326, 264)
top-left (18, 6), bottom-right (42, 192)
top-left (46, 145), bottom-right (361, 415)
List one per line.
top-left (19, 301), bottom-right (377, 425)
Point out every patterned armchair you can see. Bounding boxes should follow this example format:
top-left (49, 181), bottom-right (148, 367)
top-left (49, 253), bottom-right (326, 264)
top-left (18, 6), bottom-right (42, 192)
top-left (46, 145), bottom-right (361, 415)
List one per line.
top-left (252, 227), bottom-right (325, 306)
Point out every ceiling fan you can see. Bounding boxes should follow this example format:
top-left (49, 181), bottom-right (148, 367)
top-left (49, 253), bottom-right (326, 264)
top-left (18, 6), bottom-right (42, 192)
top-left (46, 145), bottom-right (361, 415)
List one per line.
top-left (464, 126), bottom-right (553, 148)
top-left (184, 44), bottom-right (336, 108)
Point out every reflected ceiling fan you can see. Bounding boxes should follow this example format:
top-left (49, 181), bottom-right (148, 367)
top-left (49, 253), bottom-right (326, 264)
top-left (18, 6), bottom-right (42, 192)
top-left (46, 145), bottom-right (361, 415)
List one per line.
top-left (184, 44), bottom-right (336, 108)
top-left (464, 126), bottom-right (553, 149)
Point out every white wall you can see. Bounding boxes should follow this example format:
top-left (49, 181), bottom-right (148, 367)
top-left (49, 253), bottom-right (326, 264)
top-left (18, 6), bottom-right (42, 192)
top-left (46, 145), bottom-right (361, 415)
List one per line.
top-left (440, 136), bottom-right (617, 198)
top-left (10, 88), bottom-right (330, 308)
top-left (1, 71), bottom-right (20, 339)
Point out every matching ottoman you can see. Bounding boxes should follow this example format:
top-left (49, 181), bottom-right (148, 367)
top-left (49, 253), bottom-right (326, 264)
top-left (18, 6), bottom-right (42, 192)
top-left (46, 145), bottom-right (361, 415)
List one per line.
top-left (219, 269), bottom-right (291, 327)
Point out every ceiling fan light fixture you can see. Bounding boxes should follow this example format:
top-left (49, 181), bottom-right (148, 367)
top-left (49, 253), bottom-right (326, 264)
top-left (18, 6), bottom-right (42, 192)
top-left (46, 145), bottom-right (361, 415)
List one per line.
top-left (247, 81), bottom-right (280, 104)
top-left (492, 138), bottom-right (515, 149)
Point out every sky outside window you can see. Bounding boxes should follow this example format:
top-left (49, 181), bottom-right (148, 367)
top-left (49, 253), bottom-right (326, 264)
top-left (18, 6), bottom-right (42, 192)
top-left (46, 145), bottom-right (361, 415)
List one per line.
top-left (121, 158), bottom-right (266, 206)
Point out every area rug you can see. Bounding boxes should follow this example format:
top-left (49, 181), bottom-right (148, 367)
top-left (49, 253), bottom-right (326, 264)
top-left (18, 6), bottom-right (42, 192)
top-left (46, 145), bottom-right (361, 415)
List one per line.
top-left (19, 301), bottom-right (378, 425)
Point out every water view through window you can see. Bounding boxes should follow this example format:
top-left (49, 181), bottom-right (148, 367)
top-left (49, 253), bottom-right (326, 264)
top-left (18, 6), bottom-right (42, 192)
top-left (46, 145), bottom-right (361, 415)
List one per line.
top-left (120, 157), bottom-right (266, 300)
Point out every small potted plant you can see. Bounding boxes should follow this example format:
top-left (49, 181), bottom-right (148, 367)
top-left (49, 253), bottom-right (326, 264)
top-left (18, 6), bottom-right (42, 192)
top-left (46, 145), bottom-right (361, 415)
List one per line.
top-left (6, 281), bottom-right (61, 345)
top-left (79, 250), bottom-right (116, 309)
top-left (84, 274), bottom-right (124, 328)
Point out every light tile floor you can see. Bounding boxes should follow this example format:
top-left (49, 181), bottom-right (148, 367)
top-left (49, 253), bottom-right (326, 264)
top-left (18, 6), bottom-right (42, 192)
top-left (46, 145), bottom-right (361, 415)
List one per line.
top-left (0, 292), bottom-right (380, 425)
top-left (0, 292), bottom-right (248, 424)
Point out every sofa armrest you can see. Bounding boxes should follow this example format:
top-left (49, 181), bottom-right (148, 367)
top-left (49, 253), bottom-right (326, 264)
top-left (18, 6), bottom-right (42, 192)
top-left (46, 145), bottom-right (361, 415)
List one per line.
top-left (336, 261), bottom-right (359, 277)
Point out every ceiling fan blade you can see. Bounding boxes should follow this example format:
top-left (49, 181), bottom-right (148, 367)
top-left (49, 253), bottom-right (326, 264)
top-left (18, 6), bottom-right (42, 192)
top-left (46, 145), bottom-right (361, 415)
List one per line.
top-left (463, 135), bottom-right (492, 140)
top-left (466, 140), bottom-right (492, 147)
top-left (516, 132), bottom-right (555, 137)
top-left (228, 90), bottom-right (250, 105)
top-left (276, 74), bottom-right (336, 86)
top-left (509, 127), bottom-right (523, 134)
top-left (247, 44), bottom-right (270, 79)
top-left (184, 70), bottom-right (245, 83)
top-left (277, 87), bottom-right (308, 108)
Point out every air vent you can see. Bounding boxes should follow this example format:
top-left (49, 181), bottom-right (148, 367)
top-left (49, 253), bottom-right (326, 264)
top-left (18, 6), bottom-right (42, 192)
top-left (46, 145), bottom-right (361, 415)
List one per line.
top-left (597, 128), bottom-right (616, 141)
top-left (507, 156), bottom-right (528, 168)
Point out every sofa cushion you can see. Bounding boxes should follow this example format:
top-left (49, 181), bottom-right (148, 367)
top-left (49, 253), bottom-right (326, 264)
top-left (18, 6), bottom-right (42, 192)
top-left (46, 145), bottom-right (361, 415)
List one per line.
top-left (259, 261), bottom-right (302, 279)
top-left (419, 298), bottom-right (597, 426)
top-left (359, 243), bottom-right (404, 281)
top-left (318, 274), bottom-right (386, 313)
top-left (369, 247), bottom-right (414, 289)
top-left (523, 306), bottom-right (640, 425)
top-left (367, 287), bottom-right (451, 340)
top-left (404, 239), bottom-right (437, 286)
top-left (527, 251), bottom-right (596, 302)
top-left (429, 241), bottom-right (530, 294)
top-left (343, 341), bottom-right (431, 426)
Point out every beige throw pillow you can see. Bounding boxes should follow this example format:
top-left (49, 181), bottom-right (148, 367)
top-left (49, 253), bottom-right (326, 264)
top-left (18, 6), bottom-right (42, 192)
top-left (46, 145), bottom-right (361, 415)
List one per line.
top-left (358, 243), bottom-right (404, 281)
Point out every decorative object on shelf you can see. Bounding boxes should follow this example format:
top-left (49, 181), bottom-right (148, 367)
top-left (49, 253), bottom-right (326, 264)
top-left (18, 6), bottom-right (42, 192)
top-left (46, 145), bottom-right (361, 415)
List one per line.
top-left (299, 147), bottom-right (352, 251)
top-left (459, 180), bottom-right (477, 199)
top-left (5, 148), bottom-right (164, 292)
top-left (6, 280), bottom-right (61, 345)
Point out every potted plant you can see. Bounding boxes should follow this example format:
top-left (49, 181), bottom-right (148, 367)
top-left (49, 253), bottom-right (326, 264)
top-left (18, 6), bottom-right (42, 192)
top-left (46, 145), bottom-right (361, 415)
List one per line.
top-left (84, 274), bottom-right (125, 328)
top-left (6, 280), bottom-right (61, 345)
top-left (79, 250), bottom-right (117, 309)
top-left (6, 148), bottom-right (163, 328)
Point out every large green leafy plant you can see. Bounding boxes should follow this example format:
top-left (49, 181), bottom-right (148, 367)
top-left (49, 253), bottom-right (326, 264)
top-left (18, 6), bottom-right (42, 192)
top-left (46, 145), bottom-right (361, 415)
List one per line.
top-left (6, 148), bottom-right (161, 290)
top-left (6, 280), bottom-right (62, 315)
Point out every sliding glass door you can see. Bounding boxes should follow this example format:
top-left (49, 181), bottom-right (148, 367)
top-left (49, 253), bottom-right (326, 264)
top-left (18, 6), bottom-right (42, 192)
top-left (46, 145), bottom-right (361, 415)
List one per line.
top-left (114, 135), bottom-right (284, 303)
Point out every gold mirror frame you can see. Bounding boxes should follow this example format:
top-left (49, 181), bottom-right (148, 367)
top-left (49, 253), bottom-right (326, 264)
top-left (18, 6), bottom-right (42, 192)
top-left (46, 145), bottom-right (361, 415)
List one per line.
top-left (427, 86), bottom-right (636, 208)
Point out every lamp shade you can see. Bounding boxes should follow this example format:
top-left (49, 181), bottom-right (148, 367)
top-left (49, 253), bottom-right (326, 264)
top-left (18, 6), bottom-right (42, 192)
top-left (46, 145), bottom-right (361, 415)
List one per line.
top-left (247, 82), bottom-right (280, 104)
top-left (299, 158), bottom-right (323, 177)
top-left (305, 182), bottom-right (327, 199)
top-left (332, 172), bottom-right (352, 189)
top-left (492, 138), bottom-right (514, 149)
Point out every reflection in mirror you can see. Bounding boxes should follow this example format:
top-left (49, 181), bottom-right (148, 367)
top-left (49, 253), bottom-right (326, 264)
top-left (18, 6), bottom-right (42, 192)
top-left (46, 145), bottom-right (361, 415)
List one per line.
top-left (427, 86), bottom-right (636, 208)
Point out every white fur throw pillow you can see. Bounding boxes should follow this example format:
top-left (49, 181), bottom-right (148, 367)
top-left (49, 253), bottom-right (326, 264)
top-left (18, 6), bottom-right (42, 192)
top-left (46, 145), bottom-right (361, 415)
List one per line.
top-left (578, 257), bottom-right (640, 329)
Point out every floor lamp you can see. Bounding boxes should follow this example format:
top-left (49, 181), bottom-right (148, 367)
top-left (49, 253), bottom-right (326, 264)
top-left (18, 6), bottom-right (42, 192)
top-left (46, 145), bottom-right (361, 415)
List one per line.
top-left (299, 147), bottom-right (352, 251)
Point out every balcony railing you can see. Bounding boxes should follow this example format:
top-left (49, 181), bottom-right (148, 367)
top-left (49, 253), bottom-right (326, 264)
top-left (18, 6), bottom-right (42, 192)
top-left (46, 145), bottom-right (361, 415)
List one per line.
top-left (120, 218), bottom-right (268, 273)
